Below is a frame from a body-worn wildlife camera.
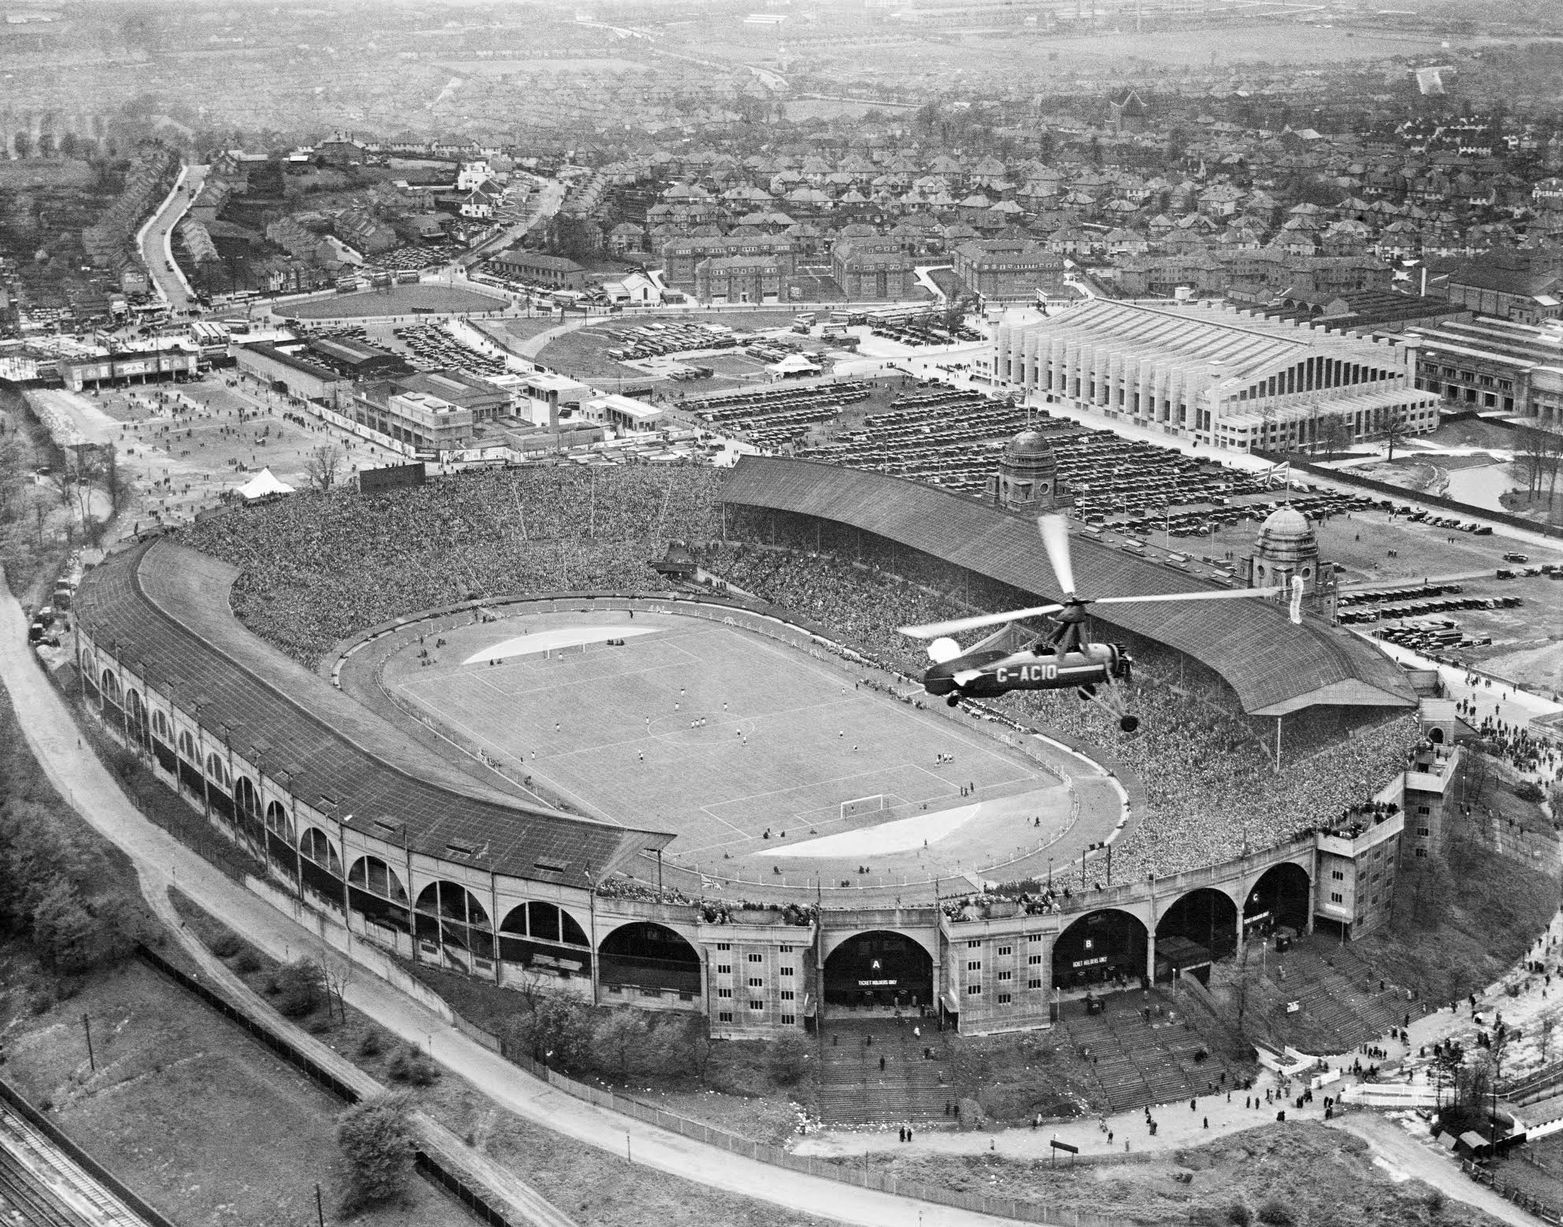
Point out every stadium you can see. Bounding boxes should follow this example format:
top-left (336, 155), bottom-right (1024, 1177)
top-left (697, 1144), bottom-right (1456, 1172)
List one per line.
top-left (71, 442), bottom-right (1428, 1042)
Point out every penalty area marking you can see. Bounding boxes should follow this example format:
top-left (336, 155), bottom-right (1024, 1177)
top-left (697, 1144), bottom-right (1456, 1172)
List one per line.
top-left (752, 800), bottom-right (989, 859)
top-left (461, 624), bottom-right (658, 665)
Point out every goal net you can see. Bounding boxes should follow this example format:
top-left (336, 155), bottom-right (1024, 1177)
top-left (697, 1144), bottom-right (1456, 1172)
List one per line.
top-left (840, 794), bottom-right (887, 821)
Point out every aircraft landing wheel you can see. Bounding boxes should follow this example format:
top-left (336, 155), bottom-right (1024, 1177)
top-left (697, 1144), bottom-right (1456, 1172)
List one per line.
top-left (1119, 715), bottom-right (1141, 734)
top-left (946, 694), bottom-right (960, 708)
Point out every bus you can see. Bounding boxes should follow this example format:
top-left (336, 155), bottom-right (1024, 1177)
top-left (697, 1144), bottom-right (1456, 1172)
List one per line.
top-left (792, 312), bottom-right (817, 333)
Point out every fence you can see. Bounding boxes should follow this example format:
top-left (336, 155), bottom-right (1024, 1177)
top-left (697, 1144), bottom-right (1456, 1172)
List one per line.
top-left (1461, 1157), bottom-right (1563, 1224)
top-left (135, 946), bottom-right (529, 1227)
top-left (494, 1046), bottom-right (1133, 1227)
top-left (0, 1077), bottom-right (182, 1227)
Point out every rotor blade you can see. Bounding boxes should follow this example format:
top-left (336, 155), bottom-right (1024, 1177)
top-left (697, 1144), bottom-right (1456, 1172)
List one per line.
top-left (1037, 513), bottom-right (1075, 597)
top-left (1091, 586), bottom-right (1286, 607)
top-left (899, 603), bottom-right (1066, 640)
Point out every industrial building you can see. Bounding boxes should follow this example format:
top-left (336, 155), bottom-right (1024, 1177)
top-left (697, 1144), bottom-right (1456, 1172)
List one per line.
top-left (993, 300), bottom-right (1442, 452)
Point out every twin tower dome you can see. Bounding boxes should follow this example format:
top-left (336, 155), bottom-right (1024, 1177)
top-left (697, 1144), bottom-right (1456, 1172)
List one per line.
top-left (987, 429), bottom-right (1321, 596)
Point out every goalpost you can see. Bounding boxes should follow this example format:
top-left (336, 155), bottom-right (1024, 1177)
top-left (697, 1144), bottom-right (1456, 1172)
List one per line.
top-left (840, 794), bottom-right (887, 821)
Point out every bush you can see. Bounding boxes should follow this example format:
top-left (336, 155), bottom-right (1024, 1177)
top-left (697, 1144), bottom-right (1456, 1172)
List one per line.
top-left (1515, 780), bottom-right (1544, 803)
top-left (234, 951), bottom-right (261, 975)
top-left (1256, 1200), bottom-right (1295, 1226)
top-left (273, 957), bottom-right (325, 1018)
top-left (357, 1030), bottom-right (384, 1058)
top-left (211, 932), bottom-right (243, 958)
top-left (387, 1045), bottom-right (438, 1087)
top-left (1226, 1205), bottom-right (1253, 1227)
top-left (336, 1093), bottom-right (413, 1208)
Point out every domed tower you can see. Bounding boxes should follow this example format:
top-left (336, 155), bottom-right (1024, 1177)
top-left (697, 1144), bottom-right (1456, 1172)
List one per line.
top-left (988, 428), bottom-right (1067, 513)
top-left (1251, 505), bottom-right (1320, 595)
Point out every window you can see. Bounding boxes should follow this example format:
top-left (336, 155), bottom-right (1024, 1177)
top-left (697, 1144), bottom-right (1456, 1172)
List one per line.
top-left (749, 1000), bottom-right (764, 1012)
top-left (998, 993), bottom-right (1012, 1005)
top-left (1417, 826), bottom-right (1430, 837)
top-left (781, 989), bottom-right (795, 1001)
top-left (966, 984), bottom-right (982, 996)
top-left (716, 942), bottom-right (731, 951)
top-left (1028, 953), bottom-right (1042, 965)
top-left (967, 940), bottom-right (981, 949)
top-left (716, 963), bottom-right (731, 975)
top-left (780, 1014), bottom-right (796, 1026)
top-left (1416, 805), bottom-right (1430, 816)
top-left (747, 953), bottom-right (763, 963)
top-left (1331, 869), bottom-right (1344, 881)
top-left (997, 945), bottom-right (1012, 957)
top-left (748, 977), bottom-right (763, 988)
top-left (780, 966), bottom-right (794, 976)
top-left (967, 960), bottom-right (981, 972)
top-left (998, 970), bottom-right (1012, 982)
top-left (1415, 848), bottom-right (1428, 859)
top-left (1028, 978), bottom-right (1043, 990)
top-left (779, 945), bottom-right (794, 953)
top-left (1027, 934), bottom-right (1044, 943)
top-left (1330, 892), bottom-right (1344, 904)
top-left (718, 987), bottom-right (733, 999)
top-left (718, 1011), bottom-right (733, 1023)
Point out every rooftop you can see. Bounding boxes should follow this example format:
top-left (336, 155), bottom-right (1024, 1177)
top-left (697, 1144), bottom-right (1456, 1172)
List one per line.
top-left (720, 456), bottom-right (1416, 719)
top-left (75, 539), bottom-right (666, 884)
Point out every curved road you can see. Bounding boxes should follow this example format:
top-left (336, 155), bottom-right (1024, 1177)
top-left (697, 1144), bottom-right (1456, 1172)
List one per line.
top-left (0, 586), bottom-right (1032, 1227)
top-left (136, 162), bottom-right (205, 315)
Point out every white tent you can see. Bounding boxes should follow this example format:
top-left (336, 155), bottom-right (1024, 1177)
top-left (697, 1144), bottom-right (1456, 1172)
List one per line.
top-left (766, 352), bottom-right (823, 380)
top-left (235, 468), bottom-right (295, 501)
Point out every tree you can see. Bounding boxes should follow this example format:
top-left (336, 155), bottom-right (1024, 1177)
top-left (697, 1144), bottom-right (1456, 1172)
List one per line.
top-left (29, 875), bottom-right (100, 972)
top-left (272, 956), bottom-right (326, 1017)
top-left (501, 988), bottom-right (590, 1071)
top-left (593, 1008), bottom-right (650, 1082)
top-left (336, 1093), bottom-right (414, 1207)
top-left (1379, 407), bottom-right (1412, 463)
top-left (321, 948), bottom-right (356, 1023)
top-left (305, 444), bottom-right (344, 492)
top-left (1317, 415), bottom-right (1349, 463)
top-left (100, 444), bottom-right (130, 518)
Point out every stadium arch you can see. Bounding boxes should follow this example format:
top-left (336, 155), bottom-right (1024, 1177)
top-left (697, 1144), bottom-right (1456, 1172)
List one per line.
top-left (598, 921), bottom-right (703, 1002)
top-left (1052, 908), bottom-right (1148, 992)
top-left (822, 929), bottom-right (936, 1011)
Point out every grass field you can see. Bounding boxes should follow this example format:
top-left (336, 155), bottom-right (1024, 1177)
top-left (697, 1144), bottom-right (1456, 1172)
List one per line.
top-left (0, 952), bottom-right (470, 1227)
top-left (281, 284), bottom-right (508, 320)
top-left (384, 608), bottom-right (1077, 885)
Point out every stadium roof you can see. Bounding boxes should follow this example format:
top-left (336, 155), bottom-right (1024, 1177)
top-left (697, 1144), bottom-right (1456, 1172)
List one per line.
top-left (720, 457), bottom-right (1416, 718)
top-left (76, 539), bottom-right (669, 883)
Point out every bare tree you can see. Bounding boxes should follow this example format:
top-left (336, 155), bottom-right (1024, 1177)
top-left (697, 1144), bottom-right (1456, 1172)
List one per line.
top-left (305, 443), bottom-right (345, 491)
top-left (1317, 416), bottom-right (1349, 464)
top-left (1380, 407), bottom-right (1412, 463)
top-left (99, 444), bottom-right (130, 517)
top-left (321, 947), bottom-right (357, 1023)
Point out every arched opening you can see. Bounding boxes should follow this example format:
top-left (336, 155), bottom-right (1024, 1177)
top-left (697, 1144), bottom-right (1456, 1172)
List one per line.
top-left (298, 827), bottom-right (343, 906)
top-left (347, 856), bottom-right (411, 934)
top-left (149, 709), bottom-right (175, 772)
top-left (264, 801), bottom-right (296, 880)
top-left (1429, 727), bottom-right (1445, 745)
top-left (498, 902), bottom-right (592, 979)
top-left (125, 690), bottom-right (147, 747)
top-left (233, 777), bottom-right (264, 847)
top-left (823, 930), bottom-right (932, 1012)
top-left (100, 669), bottom-right (120, 706)
top-left (99, 669), bottom-right (123, 733)
top-left (205, 751), bottom-right (233, 822)
top-left (176, 729), bottom-right (203, 799)
top-left (1053, 909), bottom-right (1148, 993)
top-left (598, 922), bottom-right (701, 997)
top-left (1244, 863), bottom-right (1312, 937)
top-left (1155, 888), bottom-right (1239, 985)
top-left (413, 882), bottom-right (495, 967)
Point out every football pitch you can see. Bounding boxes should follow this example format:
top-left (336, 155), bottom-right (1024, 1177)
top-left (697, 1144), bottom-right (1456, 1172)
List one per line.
top-left (383, 607), bottom-right (1077, 881)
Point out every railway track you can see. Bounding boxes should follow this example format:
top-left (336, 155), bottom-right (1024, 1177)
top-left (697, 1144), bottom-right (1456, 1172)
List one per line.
top-left (0, 1101), bottom-right (152, 1227)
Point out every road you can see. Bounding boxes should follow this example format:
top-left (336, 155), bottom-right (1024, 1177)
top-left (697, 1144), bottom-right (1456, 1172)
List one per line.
top-left (136, 162), bottom-right (205, 315)
top-left (457, 177), bottom-right (567, 269)
top-left (0, 586), bottom-right (1034, 1227)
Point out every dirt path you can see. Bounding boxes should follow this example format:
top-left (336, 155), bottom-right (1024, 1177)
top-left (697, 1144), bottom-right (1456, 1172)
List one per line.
top-left (1327, 1114), bottom-right (1549, 1227)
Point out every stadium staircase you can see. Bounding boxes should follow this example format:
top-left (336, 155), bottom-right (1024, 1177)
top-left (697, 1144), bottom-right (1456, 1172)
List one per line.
top-left (1255, 936), bottom-right (1408, 1052)
top-left (1054, 988), bottom-right (1253, 1114)
top-left (816, 1015), bottom-right (956, 1125)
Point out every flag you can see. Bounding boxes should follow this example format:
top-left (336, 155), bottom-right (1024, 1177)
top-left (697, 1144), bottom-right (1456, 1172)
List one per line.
top-left (1262, 460), bottom-right (1290, 489)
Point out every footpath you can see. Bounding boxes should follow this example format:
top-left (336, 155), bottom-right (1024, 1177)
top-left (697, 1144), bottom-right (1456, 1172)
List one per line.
top-left (0, 581), bottom-right (1033, 1227)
